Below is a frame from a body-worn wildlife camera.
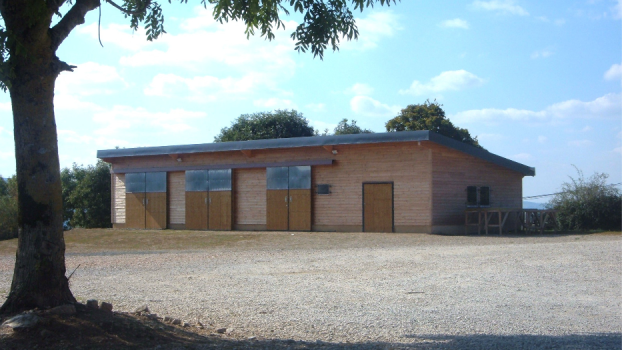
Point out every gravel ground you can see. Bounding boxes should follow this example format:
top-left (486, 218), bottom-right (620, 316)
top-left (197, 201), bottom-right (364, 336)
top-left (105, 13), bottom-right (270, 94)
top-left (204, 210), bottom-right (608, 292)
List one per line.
top-left (1, 232), bottom-right (620, 349)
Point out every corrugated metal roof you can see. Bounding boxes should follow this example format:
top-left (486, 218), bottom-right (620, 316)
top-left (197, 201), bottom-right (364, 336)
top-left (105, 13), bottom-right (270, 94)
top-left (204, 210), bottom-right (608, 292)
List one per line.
top-left (97, 130), bottom-right (535, 176)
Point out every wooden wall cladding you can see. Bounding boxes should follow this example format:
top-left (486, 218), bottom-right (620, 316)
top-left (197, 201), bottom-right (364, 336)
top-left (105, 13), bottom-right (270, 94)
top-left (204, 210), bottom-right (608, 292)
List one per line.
top-left (209, 191), bottom-right (232, 230)
top-left (288, 189), bottom-right (311, 231)
top-left (430, 143), bottom-right (523, 225)
top-left (146, 192), bottom-right (167, 229)
top-left (185, 192), bottom-right (208, 230)
top-left (267, 189), bottom-right (289, 231)
top-left (125, 192), bottom-right (145, 229)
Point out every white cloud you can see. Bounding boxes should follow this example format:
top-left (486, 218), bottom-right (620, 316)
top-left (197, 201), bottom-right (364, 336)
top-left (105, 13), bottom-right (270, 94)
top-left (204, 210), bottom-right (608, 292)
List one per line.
top-left (536, 16), bottom-right (565, 25)
top-left (144, 73), bottom-right (270, 101)
top-left (531, 49), bottom-right (553, 59)
top-left (568, 139), bottom-right (593, 147)
top-left (82, 7), bottom-right (297, 81)
top-left (0, 151), bottom-right (14, 160)
top-left (537, 136), bottom-right (547, 143)
top-left (309, 119), bottom-right (337, 133)
top-left (512, 153), bottom-right (532, 161)
top-left (92, 106), bottom-right (207, 136)
top-left (305, 103), bottom-right (326, 112)
top-left (614, 146), bottom-right (622, 154)
top-left (472, 0), bottom-right (529, 16)
top-left (57, 130), bottom-right (131, 148)
top-left (614, 0), bottom-right (622, 19)
top-left (604, 63), bottom-right (622, 81)
top-left (350, 96), bottom-right (400, 117)
top-left (345, 83), bottom-right (374, 96)
top-left (452, 92), bottom-right (621, 124)
top-left (341, 11), bottom-right (401, 51)
top-left (478, 133), bottom-right (504, 141)
top-left (399, 70), bottom-right (485, 96)
top-left (0, 126), bottom-right (11, 136)
top-left (439, 18), bottom-right (470, 29)
top-left (56, 62), bottom-right (127, 96)
top-left (580, 125), bottom-right (593, 132)
top-left (78, 23), bottom-right (153, 51)
top-left (253, 98), bottom-right (297, 110)
top-left (554, 19), bottom-right (566, 25)
top-left (54, 94), bottom-right (104, 112)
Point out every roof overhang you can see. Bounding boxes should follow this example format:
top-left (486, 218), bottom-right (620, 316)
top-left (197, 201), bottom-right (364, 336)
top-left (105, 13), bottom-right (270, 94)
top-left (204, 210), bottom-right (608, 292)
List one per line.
top-left (97, 130), bottom-right (535, 176)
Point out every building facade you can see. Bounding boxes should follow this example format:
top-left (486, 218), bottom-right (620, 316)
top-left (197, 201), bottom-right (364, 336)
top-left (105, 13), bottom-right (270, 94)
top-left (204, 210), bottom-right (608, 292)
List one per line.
top-left (98, 131), bottom-right (535, 234)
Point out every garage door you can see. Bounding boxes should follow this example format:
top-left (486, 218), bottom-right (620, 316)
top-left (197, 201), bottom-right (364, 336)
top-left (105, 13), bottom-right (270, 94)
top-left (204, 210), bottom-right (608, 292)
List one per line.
top-left (266, 166), bottom-right (311, 231)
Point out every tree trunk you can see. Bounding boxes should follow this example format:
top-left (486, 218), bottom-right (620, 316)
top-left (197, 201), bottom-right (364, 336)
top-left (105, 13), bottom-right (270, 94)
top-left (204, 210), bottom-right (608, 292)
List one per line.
top-left (0, 50), bottom-right (75, 313)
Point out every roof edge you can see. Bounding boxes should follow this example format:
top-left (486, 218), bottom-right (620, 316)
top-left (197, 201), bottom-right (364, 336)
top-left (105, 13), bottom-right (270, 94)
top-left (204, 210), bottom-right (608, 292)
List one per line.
top-left (97, 130), bottom-right (535, 177)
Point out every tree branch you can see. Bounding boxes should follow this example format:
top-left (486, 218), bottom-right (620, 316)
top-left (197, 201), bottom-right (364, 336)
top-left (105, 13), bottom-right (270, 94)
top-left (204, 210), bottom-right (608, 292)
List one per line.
top-left (105, 0), bottom-right (143, 16)
top-left (49, 0), bottom-right (101, 52)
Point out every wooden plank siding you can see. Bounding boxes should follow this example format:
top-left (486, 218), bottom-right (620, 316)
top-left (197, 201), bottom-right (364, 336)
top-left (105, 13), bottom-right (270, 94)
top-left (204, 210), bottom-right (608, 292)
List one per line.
top-left (234, 168), bottom-right (267, 230)
top-left (168, 172), bottom-right (185, 225)
top-left (113, 173), bottom-right (126, 224)
top-left (430, 143), bottom-right (523, 232)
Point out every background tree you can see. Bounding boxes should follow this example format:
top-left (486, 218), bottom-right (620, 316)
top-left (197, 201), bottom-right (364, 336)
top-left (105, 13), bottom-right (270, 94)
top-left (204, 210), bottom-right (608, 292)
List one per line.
top-left (0, 175), bottom-right (17, 240)
top-left (0, 0), bottom-right (396, 313)
top-left (385, 100), bottom-right (483, 149)
top-left (548, 168), bottom-right (621, 231)
top-left (333, 118), bottom-right (373, 135)
top-left (61, 161), bottom-right (112, 229)
top-left (215, 110), bottom-right (316, 142)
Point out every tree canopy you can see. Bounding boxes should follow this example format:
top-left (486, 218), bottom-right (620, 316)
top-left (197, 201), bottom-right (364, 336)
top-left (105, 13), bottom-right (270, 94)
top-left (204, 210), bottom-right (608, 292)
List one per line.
top-left (61, 161), bottom-right (112, 229)
top-left (385, 100), bottom-right (483, 149)
top-left (215, 110), bottom-right (316, 142)
top-left (0, 175), bottom-right (17, 240)
top-left (548, 168), bottom-right (621, 231)
top-left (333, 118), bottom-right (373, 135)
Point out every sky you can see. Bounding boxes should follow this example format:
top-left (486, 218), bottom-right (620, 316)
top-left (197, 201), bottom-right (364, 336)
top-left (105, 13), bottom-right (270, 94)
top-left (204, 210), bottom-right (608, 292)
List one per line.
top-left (0, 0), bottom-right (620, 202)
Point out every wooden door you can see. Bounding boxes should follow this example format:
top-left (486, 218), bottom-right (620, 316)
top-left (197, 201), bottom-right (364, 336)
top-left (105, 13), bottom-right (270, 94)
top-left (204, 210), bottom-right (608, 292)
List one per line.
top-left (126, 192), bottom-right (145, 229)
top-left (186, 192), bottom-right (208, 230)
top-left (267, 189), bottom-right (289, 230)
top-left (363, 183), bottom-right (393, 232)
top-left (288, 189), bottom-right (311, 231)
top-left (146, 192), bottom-right (167, 229)
top-left (209, 191), bottom-right (232, 230)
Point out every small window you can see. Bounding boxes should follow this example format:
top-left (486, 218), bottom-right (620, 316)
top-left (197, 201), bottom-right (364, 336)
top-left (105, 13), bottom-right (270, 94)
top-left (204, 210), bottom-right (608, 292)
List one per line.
top-left (316, 184), bottom-right (331, 195)
top-left (466, 186), bottom-right (477, 206)
top-left (479, 187), bottom-right (490, 206)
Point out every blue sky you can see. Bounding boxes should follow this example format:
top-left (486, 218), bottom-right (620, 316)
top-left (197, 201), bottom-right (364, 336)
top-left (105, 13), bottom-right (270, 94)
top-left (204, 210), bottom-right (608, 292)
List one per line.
top-left (0, 0), bottom-right (620, 201)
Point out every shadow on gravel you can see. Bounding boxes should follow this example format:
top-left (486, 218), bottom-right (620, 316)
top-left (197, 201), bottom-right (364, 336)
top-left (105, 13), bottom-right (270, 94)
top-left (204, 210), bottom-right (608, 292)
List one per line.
top-left (2, 307), bottom-right (620, 350)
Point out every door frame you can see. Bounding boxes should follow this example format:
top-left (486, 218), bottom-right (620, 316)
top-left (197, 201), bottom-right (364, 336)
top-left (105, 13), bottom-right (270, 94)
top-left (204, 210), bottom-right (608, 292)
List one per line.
top-left (362, 181), bottom-right (394, 233)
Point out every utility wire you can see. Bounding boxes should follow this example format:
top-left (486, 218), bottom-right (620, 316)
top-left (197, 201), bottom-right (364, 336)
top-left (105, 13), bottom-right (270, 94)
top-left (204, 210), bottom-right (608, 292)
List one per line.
top-left (523, 182), bottom-right (622, 200)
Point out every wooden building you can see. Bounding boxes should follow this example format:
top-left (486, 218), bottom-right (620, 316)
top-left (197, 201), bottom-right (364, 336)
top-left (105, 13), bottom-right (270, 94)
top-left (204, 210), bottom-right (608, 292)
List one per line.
top-left (97, 131), bottom-right (535, 234)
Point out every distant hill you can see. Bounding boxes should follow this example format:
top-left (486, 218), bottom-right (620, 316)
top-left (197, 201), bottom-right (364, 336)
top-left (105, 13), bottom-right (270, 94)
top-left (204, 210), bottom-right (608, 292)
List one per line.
top-left (523, 201), bottom-right (548, 209)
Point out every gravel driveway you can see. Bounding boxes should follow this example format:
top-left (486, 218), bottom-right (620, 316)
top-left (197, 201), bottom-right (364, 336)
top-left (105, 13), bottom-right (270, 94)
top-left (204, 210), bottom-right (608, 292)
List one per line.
top-left (1, 232), bottom-right (620, 349)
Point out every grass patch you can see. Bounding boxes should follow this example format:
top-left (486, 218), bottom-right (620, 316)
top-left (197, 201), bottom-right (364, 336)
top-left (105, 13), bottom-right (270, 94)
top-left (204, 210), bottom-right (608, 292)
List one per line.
top-left (0, 229), bottom-right (258, 255)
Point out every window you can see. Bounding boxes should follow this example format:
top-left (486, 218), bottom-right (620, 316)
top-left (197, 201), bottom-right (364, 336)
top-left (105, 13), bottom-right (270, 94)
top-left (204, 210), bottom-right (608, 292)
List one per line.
top-left (466, 186), bottom-right (478, 206)
top-left (466, 186), bottom-right (491, 206)
top-left (316, 184), bottom-right (331, 195)
top-left (479, 187), bottom-right (490, 206)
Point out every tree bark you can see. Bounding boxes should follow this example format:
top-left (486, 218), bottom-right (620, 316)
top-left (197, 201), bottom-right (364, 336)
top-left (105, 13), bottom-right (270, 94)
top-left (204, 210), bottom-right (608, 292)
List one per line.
top-left (0, 7), bottom-right (75, 313)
